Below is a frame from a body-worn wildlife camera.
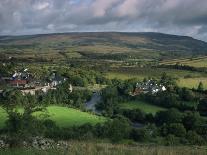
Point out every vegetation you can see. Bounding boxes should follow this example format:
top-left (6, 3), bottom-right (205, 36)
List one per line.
top-left (120, 101), bottom-right (166, 115)
top-left (1, 32), bottom-right (207, 152)
top-left (0, 142), bottom-right (206, 155)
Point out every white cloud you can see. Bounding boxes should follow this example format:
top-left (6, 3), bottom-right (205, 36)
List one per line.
top-left (34, 2), bottom-right (50, 10)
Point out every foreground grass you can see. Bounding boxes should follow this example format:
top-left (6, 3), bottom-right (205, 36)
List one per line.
top-left (120, 101), bottom-right (166, 115)
top-left (0, 106), bottom-right (106, 128)
top-left (0, 141), bottom-right (206, 155)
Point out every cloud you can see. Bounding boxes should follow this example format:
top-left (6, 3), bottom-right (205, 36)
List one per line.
top-left (0, 0), bottom-right (207, 41)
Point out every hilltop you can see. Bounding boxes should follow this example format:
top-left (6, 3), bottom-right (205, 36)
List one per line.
top-left (0, 32), bottom-right (207, 62)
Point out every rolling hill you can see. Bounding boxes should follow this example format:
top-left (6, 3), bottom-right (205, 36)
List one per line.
top-left (0, 32), bottom-right (207, 62)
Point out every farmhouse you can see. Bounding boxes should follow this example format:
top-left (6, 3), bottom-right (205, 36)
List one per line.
top-left (132, 80), bottom-right (166, 96)
top-left (9, 79), bottom-right (27, 88)
top-left (49, 72), bottom-right (67, 88)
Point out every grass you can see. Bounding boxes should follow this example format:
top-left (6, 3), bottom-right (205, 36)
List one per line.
top-left (106, 68), bottom-right (207, 89)
top-left (34, 106), bottom-right (106, 128)
top-left (106, 67), bottom-right (207, 79)
top-left (120, 101), bottom-right (166, 115)
top-left (0, 106), bottom-right (106, 128)
top-left (160, 56), bottom-right (207, 68)
top-left (0, 107), bottom-right (8, 128)
top-left (0, 142), bottom-right (206, 155)
top-left (177, 78), bottom-right (207, 89)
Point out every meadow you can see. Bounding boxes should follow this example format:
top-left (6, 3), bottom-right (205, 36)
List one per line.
top-left (0, 106), bottom-right (106, 128)
top-left (177, 78), bottom-right (207, 89)
top-left (120, 101), bottom-right (166, 115)
top-left (106, 67), bottom-right (207, 89)
top-left (0, 142), bottom-right (206, 155)
top-left (160, 56), bottom-right (207, 68)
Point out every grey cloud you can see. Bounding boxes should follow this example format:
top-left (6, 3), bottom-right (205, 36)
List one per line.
top-left (0, 0), bottom-right (207, 41)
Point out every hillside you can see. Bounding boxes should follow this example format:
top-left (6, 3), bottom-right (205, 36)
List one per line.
top-left (0, 32), bottom-right (207, 62)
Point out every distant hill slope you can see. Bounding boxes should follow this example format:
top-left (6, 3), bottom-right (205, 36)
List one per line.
top-left (0, 32), bottom-right (207, 61)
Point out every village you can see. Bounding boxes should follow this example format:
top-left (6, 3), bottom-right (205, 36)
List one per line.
top-left (131, 79), bottom-right (167, 96)
top-left (0, 68), bottom-right (73, 96)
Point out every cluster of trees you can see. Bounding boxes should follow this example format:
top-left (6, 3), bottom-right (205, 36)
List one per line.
top-left (98, 73), bottom-right (207, 115)
top-left (54, 67), bottom-right (111, 87)
top-left (0, 82), bottom-right (92, 110)
top-left (158, 64), bottom-right (207, 74)
top-left (94, 75), bottom-right (207, 145)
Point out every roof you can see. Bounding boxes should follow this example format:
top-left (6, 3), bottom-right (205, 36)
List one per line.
top-left (9, 79), bottom-right (27, 85)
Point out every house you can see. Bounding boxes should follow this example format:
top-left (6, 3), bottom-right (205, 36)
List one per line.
top-left (9, 79), bottom-right (27, 88)
top-left (21, 88), bottom-right (36, 96)
top-left (132, 80), bottom-right (167, 96)
top-left (69, 84), bottom-right (73, 93)
top-left (49, 72), bottom-right (67, 88)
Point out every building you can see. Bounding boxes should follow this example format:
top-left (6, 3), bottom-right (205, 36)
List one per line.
top-left (9, 79), bottom-right (27, 88)
top-left (132, 80), bottom-right (167, 96)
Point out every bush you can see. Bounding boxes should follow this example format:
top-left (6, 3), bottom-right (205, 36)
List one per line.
top-left (186, 131), bottom-right (205, 145)
top-left (166, 123), bottom-right (186, 137)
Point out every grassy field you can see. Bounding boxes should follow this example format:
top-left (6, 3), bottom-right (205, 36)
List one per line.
top-left (0, 107), bottom-right (8, 128)
top-left (0, 106), bottom-right (106, 128)
top-left (106, 67), bottom-right (207, 89)
top-left (120, 101), bottom-right (166, 115)
top-left (177, 78), bottom-right (207, 89)
top-left (106, 67), bottom-right (207, 79)
top-left (0, 142), bottom-right (206, 155)
top-left (160, 56), bottom-right (207, 68)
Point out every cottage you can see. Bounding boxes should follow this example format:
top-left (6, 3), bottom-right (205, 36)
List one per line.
top-left (132, 80), bottom-right (167, 96)
top-left (9, 79), bottom-right (27, 88)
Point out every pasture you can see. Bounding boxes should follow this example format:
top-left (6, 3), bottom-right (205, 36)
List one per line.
top-left (0, 106), bottom-right (106, 128)
top-left (120, 101), bottom-right (166, 115)
top-left (106, 67), bottom-right (207, 89)
top-left (177, 78), bottom-right (207, 89)
top-left (160, 56), bottom-right (207, 68)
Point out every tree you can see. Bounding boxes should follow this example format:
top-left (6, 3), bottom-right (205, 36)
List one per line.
top-left (198, 98), bottom-right (207, 116)
top-left (155, 108), bottom-right (183, 126)
top-left (180, 88), bottom-right (195, 101)
top-left (2, 90), bottom-right (47, 146)
top-left (186, 131), bottom-right (205, 145)
top-left (160, 72), bottom-right (177, 88)
top-left (105, 116), bottom-right (131, 142)
top-left (198, 82), bottom-right (204, 92)
top-left (166, 123), bottom-right (186, 137)
top-left (182, 112), bottom-right (203, 131)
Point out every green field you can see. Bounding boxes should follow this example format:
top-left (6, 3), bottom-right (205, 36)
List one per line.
top-left (160, 56), bottom-right (207, 68)
top-left (177, 78), bottom-right (207, 89)
top-left (0, 107), bottom-right (8, 128)
top-left (120, 101), bottom-right (166, 115)
top-left (106, 68), bottom-right (207, 89)
top-left (0, 106), bottom-right (106, 128)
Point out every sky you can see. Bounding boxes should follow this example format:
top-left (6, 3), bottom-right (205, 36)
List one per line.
top-left (0, 0), bottom-right (207, 41)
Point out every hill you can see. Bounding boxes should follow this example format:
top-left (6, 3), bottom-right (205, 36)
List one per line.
top-left (0, 32), bottom-right (207, 62)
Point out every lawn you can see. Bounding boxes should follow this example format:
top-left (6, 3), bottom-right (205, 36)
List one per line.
top-left (0, 106), bottom-right (106, 128)
top-left (120, 101), bottom-right (166, 115)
